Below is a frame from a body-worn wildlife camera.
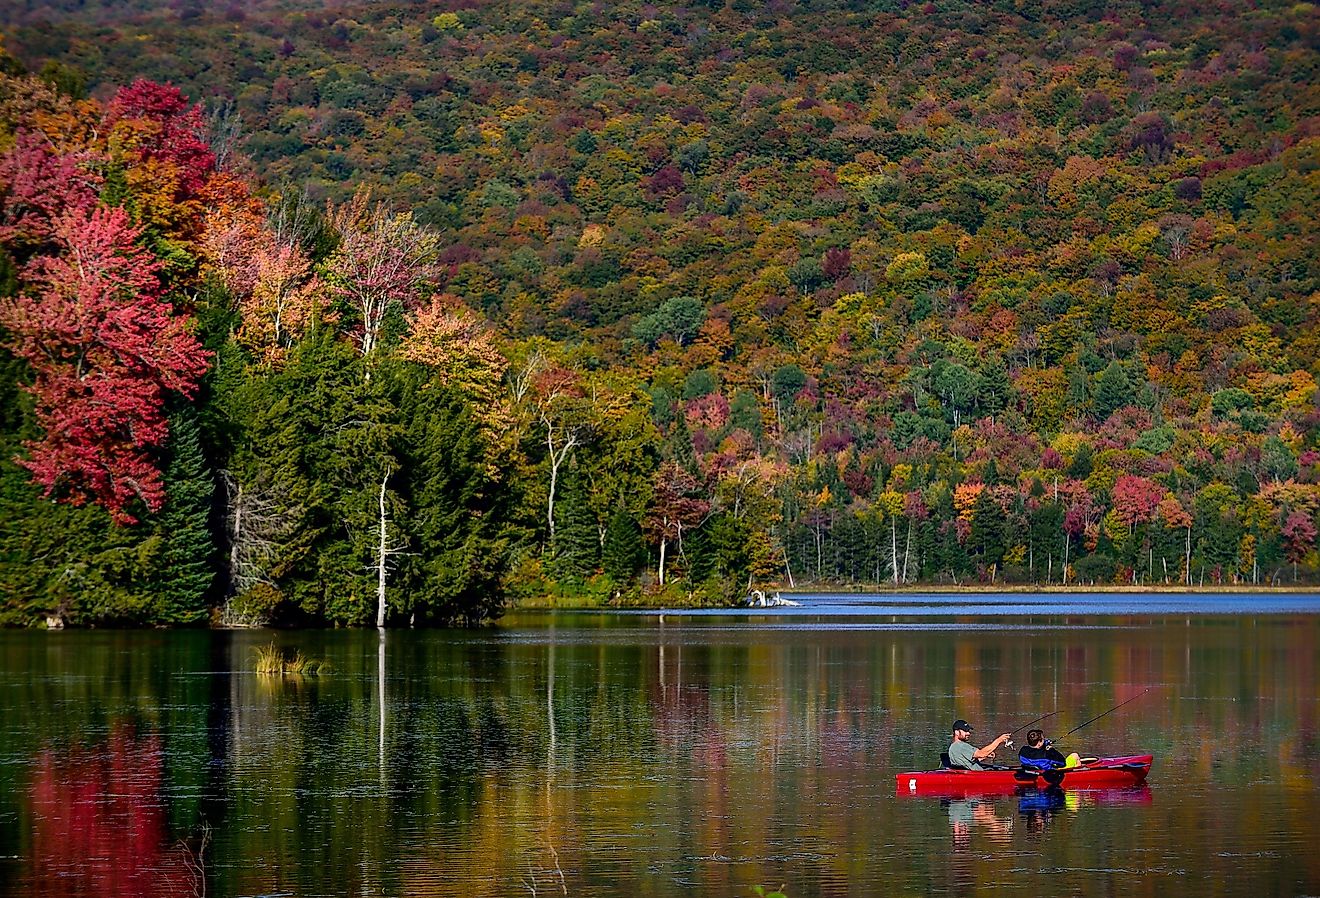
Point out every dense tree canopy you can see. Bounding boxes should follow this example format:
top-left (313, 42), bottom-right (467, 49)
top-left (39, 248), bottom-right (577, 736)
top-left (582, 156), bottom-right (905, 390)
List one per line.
top-left (0, 0), bottom-right (1317, 626)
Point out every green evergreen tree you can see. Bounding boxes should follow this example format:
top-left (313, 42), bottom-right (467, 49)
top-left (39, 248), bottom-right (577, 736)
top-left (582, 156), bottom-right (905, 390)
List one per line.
top-left (399, 368), bottom-right (508, 625)
top-left (940, 521), bottom-right (971, 582)
top-left (602, 507), bottom-right (646, 583)
top-left (149, 410), bottom-right (216, 624)
top-left (1065, 365), bottom-right (1090, 418)
top-left (1198, 510), bottom-right (1243, 578)
top-left (681, 520), bottom-right (714, 582)
top-left (322, 359), bottom-right (405, 626)
top-left (1094, 361), bottom-right (1135, 420)
top-left (978, 355), bottom-right (1012, 418)
top-left (223, 330), bottom-right (362, 622)
top-left (1030, 502), bottom-right (1064, 580)
top-left (969, 489), bottom-right (1006, 568)
top-left (550, 461), bottom-right (600, 579)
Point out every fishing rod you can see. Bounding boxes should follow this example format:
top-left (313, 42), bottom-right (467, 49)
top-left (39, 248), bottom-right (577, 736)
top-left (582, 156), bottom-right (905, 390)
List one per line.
top-left (1009, 709), bottom-right (1061, 739)
top-left (1063, 688), bottom-right (1152, 739)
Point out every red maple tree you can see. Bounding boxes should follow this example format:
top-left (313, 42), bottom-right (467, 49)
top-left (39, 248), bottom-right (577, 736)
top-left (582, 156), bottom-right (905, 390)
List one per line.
top-left (105, 79), bottom-right (215, 198)
top-left (0, 130), bottom-right (102, 250)
top-left (0, 206), bottom-right (210, 522)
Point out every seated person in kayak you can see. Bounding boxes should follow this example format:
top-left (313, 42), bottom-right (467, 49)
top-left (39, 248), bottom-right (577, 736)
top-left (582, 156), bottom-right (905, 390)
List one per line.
top-left (1017, 729), bottom-right (1068, 770)
top-left (947, 719), bottom-right (1013, 770)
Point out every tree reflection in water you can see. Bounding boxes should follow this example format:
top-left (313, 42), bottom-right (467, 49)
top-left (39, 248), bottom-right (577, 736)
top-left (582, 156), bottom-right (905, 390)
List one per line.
top-left (27, 725), bottom-right (203, 898)
top-left (0, 616), bottom-right (1315, 896)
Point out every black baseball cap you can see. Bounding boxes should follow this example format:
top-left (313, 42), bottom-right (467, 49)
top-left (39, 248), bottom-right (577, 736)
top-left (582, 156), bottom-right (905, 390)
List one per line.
top-left (952, 719), bottom-right (974, 732)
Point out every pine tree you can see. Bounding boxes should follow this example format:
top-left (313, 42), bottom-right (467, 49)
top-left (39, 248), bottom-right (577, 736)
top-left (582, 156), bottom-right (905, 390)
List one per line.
top-left (1067, 443), bottom-right (1094, 479)
top-left (681, 520), bottom-right (714, 582)
top-left (149, 410), bottom-right (216, 624)
top-left (550, 462), bottom-right (600, 579)
top-left (1093, 361), bottom-right (1134, 420)
top-left (978, 355), bottom-right (1012, 417)
top-left (969, 489), bottom-right (1006, 568)
top-left (222, 330), bottom-right (356, 621)
top-left (399, 369), bottom-right (507, 624)
top-left (602, 506), bottom-right (646, 584)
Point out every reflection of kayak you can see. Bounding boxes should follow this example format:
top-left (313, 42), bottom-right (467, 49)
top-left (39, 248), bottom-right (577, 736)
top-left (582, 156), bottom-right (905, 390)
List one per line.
top-left (895, 754), bottom-right (1153, 797)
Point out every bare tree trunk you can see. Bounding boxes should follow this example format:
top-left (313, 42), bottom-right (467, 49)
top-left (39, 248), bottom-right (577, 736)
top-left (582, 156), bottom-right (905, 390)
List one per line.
top-left (548, 454), bottom-right (559, 542)
top-left (815, 522), bottom-right (823, 579)
top-left (221, 471), bottom-right (302, 626)
top-left (378, 630), bottom-right (386, 779)
top-left (229, 480), bottom-right (242, 587)
top-left (1185, 526), bottom-right (1192, 586)
top-left (890, 516), bottom-right (899, 586)
top-left (658, 537), bottom-right (667, 586)
top-left (902, 519), bottom-right (913, 584)
top-left (377, 469), bottom-right (390, 630)
top-left (543, 420), bottom-right (578, 544)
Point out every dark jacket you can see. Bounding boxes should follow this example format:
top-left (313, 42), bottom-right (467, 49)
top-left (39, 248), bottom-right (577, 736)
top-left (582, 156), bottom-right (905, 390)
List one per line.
top-left (1019, 744), bottom-right (1067, 769)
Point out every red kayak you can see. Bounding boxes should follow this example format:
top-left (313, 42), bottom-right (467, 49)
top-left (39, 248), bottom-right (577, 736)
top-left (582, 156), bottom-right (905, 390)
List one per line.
top-left (895, 754), bottom-right (1154, 797)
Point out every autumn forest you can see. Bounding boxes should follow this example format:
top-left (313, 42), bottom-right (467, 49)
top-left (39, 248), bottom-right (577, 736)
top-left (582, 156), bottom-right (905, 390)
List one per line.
top-left (0, 0), bottom-right (1316, 627)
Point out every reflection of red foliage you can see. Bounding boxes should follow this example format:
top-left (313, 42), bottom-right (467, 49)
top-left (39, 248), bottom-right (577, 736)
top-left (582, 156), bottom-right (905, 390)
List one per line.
top-left (26, 726), bottom-right (195, 898)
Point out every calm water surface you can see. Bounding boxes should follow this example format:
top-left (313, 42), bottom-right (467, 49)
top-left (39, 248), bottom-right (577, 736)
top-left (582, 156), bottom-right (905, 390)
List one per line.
top-left (1, 593), bottom-right (1318, 897)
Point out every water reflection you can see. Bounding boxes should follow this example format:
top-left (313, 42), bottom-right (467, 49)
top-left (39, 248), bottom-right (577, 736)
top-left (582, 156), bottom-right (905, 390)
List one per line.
top-left (947, 797), bottom-right (1014, 849)
top-left (0, 610), bottom-right (1316, 896)
top-left (26, 726), bottom-right (204, 898)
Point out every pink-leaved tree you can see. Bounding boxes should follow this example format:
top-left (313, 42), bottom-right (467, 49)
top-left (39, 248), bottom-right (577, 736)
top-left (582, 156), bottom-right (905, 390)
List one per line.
top-left (325, 191), bottom-right (439, 359)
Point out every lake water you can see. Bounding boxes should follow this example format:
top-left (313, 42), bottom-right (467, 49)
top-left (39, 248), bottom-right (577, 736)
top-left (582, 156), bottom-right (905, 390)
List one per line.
top-left (1, 593), bottom-right (1318, 897)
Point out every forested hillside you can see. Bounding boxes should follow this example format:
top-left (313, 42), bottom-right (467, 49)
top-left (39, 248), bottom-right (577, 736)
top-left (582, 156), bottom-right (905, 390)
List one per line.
top-left (0, 0), bottom-right (1317, 626)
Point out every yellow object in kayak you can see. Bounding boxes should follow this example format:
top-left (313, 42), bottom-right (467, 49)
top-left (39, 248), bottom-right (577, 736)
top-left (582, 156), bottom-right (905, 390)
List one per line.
top-left (1065, 752), bottom-right (1081, 768)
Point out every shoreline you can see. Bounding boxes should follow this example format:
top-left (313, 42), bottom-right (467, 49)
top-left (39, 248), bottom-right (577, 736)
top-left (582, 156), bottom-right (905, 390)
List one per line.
top-left (776, 583), bottom-right (1320, 595)
top-left (511, 582), bottom-right (1320, 610)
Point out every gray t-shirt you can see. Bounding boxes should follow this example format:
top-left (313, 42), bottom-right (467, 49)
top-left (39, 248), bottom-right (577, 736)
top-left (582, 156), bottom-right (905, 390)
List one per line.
top-left (948, 739), bottom-right (982, 770)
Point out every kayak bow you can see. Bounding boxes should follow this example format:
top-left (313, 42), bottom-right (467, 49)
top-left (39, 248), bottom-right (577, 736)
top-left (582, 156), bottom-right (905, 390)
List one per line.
top-left (895, 754), bottom-right (1154, 797)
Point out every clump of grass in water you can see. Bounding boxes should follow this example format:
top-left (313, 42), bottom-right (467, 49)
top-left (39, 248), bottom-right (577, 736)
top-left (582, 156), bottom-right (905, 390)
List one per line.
top-left (253, 643), bottom-right (329, 676)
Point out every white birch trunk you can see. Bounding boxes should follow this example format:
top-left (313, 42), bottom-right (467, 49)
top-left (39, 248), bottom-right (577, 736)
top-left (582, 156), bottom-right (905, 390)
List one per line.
top-left (902, 519), bottom-right (913, 584)
top-left (890, 516), bottom-right (899, 586)
top-left (377, 470), bottom-right (389, 630)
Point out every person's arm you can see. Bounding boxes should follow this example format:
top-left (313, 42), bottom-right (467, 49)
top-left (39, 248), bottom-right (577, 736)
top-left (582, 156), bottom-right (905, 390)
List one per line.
top-left (973, 734), bottom-right (1013, 760)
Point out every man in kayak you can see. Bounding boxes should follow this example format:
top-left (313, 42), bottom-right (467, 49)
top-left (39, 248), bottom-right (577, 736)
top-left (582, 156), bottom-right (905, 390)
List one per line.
top-left (1017, 729), bottom-right (1067, 770)
top-left (948, 719), bottom-right (1013, 770)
